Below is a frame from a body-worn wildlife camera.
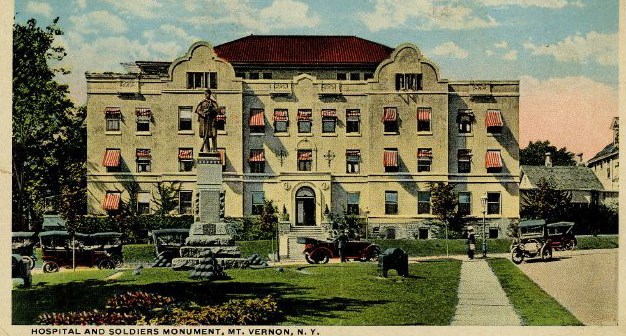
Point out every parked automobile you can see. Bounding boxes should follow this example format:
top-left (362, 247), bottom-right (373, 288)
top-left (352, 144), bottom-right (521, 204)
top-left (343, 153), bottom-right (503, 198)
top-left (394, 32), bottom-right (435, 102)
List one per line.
top-left (298, 237), bottom-right (381, 264)
top-left (89, 232), bottom-right (125, 267)
top-left (151, 229), bottom-right (190, 262)
top-left (510, 220), bottom-right (555, 264)
top-left (546, 222), bottom-right (577, 251)
top-left (39, 231), bottom-right (117, 273)
top-left (12, 232), bottom-right (38, 270)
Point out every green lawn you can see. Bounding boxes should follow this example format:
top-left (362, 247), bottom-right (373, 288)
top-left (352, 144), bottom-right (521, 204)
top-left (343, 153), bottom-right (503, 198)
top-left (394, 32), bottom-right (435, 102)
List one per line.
top-left (13, 260), bottom-right (461, 326)
top-left (487, 258), bottom-right (583, 326)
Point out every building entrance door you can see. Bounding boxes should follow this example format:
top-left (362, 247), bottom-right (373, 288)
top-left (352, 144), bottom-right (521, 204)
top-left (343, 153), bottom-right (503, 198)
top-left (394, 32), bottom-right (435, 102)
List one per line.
top-left (295, 187), bottom-right (316, 226)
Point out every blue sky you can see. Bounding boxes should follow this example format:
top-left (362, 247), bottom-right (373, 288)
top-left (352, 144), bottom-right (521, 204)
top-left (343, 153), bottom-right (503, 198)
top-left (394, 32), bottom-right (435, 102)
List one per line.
top-left (13, 0), bottom-right (620, 158)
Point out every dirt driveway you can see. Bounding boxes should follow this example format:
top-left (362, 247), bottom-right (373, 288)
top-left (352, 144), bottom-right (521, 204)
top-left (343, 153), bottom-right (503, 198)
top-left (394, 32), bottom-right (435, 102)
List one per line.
top-left (516, 248), bottom-right (617, 326)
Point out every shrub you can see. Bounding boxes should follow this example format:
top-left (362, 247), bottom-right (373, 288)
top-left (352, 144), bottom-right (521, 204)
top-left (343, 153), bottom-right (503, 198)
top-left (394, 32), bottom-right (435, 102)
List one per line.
top-left (36, 311), bottom-right (140, 325)
top-left (106, 291), bottom-right (175, 313)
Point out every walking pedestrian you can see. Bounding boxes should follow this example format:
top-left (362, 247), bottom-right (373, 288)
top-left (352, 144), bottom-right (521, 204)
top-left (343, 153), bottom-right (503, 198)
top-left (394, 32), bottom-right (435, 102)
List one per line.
top-left (336, 230), bottom-right (349, 263)
top-left (466, 226), bottom-right (476, 260)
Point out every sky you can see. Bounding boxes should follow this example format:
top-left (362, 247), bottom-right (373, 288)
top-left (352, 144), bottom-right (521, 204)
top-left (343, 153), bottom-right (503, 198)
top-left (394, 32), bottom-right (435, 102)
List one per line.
top-left (13, 0), bottom-right (620, 160)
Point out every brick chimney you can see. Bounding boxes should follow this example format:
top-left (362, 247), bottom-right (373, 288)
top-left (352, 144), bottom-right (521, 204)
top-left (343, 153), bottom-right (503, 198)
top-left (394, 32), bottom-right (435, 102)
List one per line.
top-left (577, 153), bottom-right (585, 167)
top-left (545, 152), bottom-right (552, 168)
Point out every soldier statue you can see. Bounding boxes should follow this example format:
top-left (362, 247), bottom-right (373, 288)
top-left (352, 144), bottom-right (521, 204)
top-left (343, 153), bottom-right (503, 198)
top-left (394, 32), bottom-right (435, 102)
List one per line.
top-left (195, 88), bottom-right (219, 153)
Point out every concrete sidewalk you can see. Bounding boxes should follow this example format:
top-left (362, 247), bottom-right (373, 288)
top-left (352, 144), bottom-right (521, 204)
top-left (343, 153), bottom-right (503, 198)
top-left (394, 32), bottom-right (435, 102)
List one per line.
top-left (451, 259), bottom-right (522, 326)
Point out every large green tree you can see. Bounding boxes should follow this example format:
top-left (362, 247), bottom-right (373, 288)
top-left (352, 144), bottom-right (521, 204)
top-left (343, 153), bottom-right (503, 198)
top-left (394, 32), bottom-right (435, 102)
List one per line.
top-left (520, 140), bottom-right (576, 166)
top-left (13, 18), bottom-right (85, 230)
top-left (520, 177), bottom-right (572, 222)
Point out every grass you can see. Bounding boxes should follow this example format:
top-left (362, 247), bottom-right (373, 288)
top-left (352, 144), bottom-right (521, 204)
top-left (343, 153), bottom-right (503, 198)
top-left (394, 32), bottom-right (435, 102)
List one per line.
top-left (13, 259), bottom-right (462, 326)
top-left (372, 238), bottom-right (512, 256)
top-left (576, 235), bottom-right (618, 249)
top-left (487, 258), bottom-right (583, 326)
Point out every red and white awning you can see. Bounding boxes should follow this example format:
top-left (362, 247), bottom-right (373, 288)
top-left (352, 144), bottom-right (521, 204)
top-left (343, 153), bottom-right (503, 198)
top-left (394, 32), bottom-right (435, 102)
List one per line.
top-left (383, 150), bottom-right (398, 167)
top-left (417, 108), bottom-right (431, 121)
top-left (458, 149), bottom-right (472, 161)
top-left (485, 109), bottom-right (503, 127)
top-left (103, 193), bottom-right (121, 211)
top-left (102, 149), bottom-right (121, 167)
top-left (346, 109), bottom-right (361, 117)
top-left (105, 107), bottom-right (121, 116)
top-left (135, 108), bottom-right (151, 117)
top-left (178, 149), bottom-right (193, 160)
top-left (298, 151), bottom-right (312, 161)
top-left (136, 149), bottom-right (151, 158)
top-left (417, 148), bottom-right (433, 159)
top-left (485, 150), bottom-right (503, 168)
top-left (249, 109), bottom-right (265, 126)
top-left (382, 107), bottom-right (397, 122)
top-left (249, 149), bottom-right (265, 162)
top-left (216, 106), bottom-right (226, 121)
top-left (321, 109), bottom-right (337, 118)
top-left (346, 150), bottom-right (360, 162)
top-left (273, 109), bottom-right (289, 121)
top-left (217, 148), bottom-right (226, 166)
top-left (298, 110), bottom-right (312, 121)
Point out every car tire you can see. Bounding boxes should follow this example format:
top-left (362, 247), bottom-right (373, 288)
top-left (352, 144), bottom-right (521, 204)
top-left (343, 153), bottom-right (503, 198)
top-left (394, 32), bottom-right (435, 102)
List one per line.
top-left (511, 247), bottom-right (524, 264)
top-left (310, 250), bottom-right (330, 264)
top-left (540, 245), bottom-right (553, 261)
top-left (364, 247), bottom-right (381, 262)
top-left (98, 259), bottom-right (115, 269)
top-left (564, 240), bottom-right (576, 251)
top-left (304, 254), bottom-right (315, 265)
top-left (112, 255), bottom-right (124, 268)
top-left (22, 256), bottom-right (35, 270)
top-left (43, 261), bottom-right (59, 273)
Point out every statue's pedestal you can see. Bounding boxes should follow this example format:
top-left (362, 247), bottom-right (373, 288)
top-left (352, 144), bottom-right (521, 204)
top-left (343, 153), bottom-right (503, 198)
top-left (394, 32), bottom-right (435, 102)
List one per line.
top-left (171, 152), bottom-right (249, 270)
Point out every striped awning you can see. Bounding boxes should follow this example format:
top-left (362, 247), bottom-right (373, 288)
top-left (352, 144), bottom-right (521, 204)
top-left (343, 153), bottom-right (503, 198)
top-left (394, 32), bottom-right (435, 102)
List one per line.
top-left (418, 148), bottom-right (433, 159)
top-left (485, 150), bottom-right (503, 168)
top-left (217, 148), bottom-right (226, 165)
top-left (417, 108), bottom-right (431, 121)
top-left (178, 149), bottom-right (193, 160)
top-left (458, 149), bottom-right (472, 161)
top-left (346, 109), bottom-right (361, 117)
top-left (216, 106), bottom-right (226, 121)
top-left (135, 108), bottom-right (151, 117)
top-left (382, 107), bottom-right (397, 122)
top-left (249, 109), bottom-right (265, 126)
top-left (298, 110), bottom-right (312, 121)
top-left (273, 109), bottom-right (289, 121)
top-left (383, 150), bottom-right (398, 167)
top-left (136, 149), bottom-right (151, 158)
top-left (298, 150), bottom-right (312, 161)
top-left (457, 110), bottom-right (474, 123)
top-left (485, 109), bottom-right (503, 127)
top-left (102, 149), bottom-right (121, 167)
top-left (321, 109), bottom-right (337, 118)
top-left (103, 193), bottom-right (121, 211)
top-left (249, 149), bottom-right (265, 162)
top-left (105, 107), bottom-right (121, 116)
top-left (346, 149), bottom-right (360, 162)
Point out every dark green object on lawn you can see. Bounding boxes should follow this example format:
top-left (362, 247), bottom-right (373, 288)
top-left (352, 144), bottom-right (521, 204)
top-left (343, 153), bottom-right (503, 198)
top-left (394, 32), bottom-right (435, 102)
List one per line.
top-left (378, 248), bottom-right (409, 277)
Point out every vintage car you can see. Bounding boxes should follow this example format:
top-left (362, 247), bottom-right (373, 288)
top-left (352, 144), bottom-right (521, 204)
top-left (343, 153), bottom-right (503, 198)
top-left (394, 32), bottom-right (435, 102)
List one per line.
top-left (546, 222), bottom-right (577, 251)
top-left (151, 229), bottom-right (190, 261)
top-left (297, 237), bottom-right (381, 264)
top-left (510, 220), bottom-right (560, 264)
top-left (12, 232), bottom-right (38, 270)
top-left (89, 232), bottom-right (125, 267)
top-left (39, 231), bottom-right (117, 272)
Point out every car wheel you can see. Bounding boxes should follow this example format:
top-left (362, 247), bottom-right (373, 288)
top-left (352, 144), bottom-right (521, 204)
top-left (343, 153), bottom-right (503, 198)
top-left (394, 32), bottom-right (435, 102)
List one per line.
top-left (22, 256), bottom-right (35, 270)
top-left (364, 247), bottom-right (381, 262)
top-left (511, 247), bottom-right (524, 264)
top-left (112, 255), bottom-right (124, 268)
top-left (98, 259), bottom-right (115, 269)
top-left (43, 261), bottom-right (59, 273)
top-left (304, 253), bottom-right (315, 265)
top-left (310, 251), bottom-right (330, 264)
top-left (564, 240), bottom-right (576, 251)
top-left (540, 245), bottom-right (553, 261)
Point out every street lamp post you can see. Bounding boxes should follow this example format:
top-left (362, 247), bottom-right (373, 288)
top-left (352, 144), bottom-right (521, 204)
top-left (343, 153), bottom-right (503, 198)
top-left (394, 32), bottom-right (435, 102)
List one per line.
top-left (481, 194), bottom-right (488, 258)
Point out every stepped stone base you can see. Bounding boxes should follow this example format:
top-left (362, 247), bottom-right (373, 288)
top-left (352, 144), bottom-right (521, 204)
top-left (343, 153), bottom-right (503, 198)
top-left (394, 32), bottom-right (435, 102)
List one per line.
top-left (172, 257), bottom-right (250, 270)
top-left (185, 235), bottom-right (235, 246)
top-left (180, 246), bottom-right (242, 258)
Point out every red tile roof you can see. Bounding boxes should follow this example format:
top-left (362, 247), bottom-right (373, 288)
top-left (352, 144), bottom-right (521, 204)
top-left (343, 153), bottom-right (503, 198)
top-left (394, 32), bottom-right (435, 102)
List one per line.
top-left (214, 35), bottom-right (394, 65)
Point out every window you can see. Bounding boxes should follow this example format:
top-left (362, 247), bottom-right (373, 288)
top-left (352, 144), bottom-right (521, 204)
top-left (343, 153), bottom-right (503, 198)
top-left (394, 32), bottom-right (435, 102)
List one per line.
top-left (350, 73), bottom-right (361, 80)
top-left (262, 72), bottom-right (272, 79)
top-left (383, 107), bottom-right (398, 133)
top-left (418, 191), bottom-right (431, 214)
top-left (298, 150), bottom-right (312, 171)
top-left (321, 109), bottom-right (337, 133)
top-left (417, 107), bottom-right (431, 132)
top-left (385, 191), bottom-right (398, 215)
top-left (607, 167), bottom-right (611, 179)
top-left (249, 72), bottom-right (259, 80)
top-left (186, 72), bottom-right (217, 89)
top-left (215, 106), bottom-right (226, 131)
top-left (298, 109), bottom-right (312, 133)
top-left (103, 149), bottom-right (121, 172)
top-left (347, 192), bottom-right (360, 215)
top-left (235, 72), bottom-right (245, 78)
top-left (137, 192), bottom-right (150, 215)
top-left (489, 228), bottom-right (499, 239)
top-left (178, 191), bottom-right (193, 215)
top-left (273, 109), bottom-right (289, 133)
top-left (486, 109), bottom-right (503, 134)
top-left (136, 149), bottom-right (151, 172)
top-left (457, 110), bottom-right (474, 133)
top-left (249, 149), bottom-right (265, 173)
top-left (395, 73), bottom-right (422, 91)
top-left (458, 149), bottom-right (472, 173)
top-left (249, 109), bottom-right (265, 133)
top-left (346, 109), bottom-right (360, 133)
top-left (346, 150), bottom-right (360, 173)
top-left (486, 150), bottom-right (503, 173)
top-left (487, 192), bottom-right (501, 215)
top-left (105, 107), bottom-right (121, 131)
top-left (417, 148), bottom-right (432, 172)
top-left (364, 73), bottom-right (373, 80)
top-left (337, 73), bottom-right (347, 80)
top-left (251, 191), bottom-right (265, 215)
top-left (458, 192), bottom-right (471, 216)
top-left (178, 106), bottom-right (193, 131)
top-left (136, 108), bottom-right (151, 132)
top-left (384, 148), bottom-right (399, 173)
top-left (179, 148), bottom-right (193, 172)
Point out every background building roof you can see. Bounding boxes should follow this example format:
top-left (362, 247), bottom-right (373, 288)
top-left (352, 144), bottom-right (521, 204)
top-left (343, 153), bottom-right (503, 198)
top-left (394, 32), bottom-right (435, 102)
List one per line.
top-left (520, 165), bottom-right (604, 191)
top-left (587, 143), bottom-right (618, 164)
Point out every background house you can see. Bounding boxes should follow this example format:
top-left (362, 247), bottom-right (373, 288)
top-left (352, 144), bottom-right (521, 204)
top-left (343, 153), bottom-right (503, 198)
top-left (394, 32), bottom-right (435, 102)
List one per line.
top-left (587, 117), bottom-right (619, 205)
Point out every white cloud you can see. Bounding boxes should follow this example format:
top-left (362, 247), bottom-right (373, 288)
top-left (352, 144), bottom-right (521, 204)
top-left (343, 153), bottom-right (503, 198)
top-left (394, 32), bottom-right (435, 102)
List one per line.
top-left (26, 1), bottom-right (52, 17)
top-left (478, 0), bottom-right (569, 8)
top-left (69, 10), bottom-right (127, 35)
top-left (430, 42), bottom-right (469, 59)
top-left (485, 50), bottom-right (494, 56)
top-left (502, 50), bottom-right (518, 60)
top-left (520, 76), bottom-right (617, 159)
top-left (142, 25), bottom-right (200, 58)
top-left (102, 0), bottom-right (163, 19)
top-left (259, 0), bottom-right (320, 29)
top-left (524, 31), bottom-right (617, 65)
top-left (76, 0), bottom-right (86, 9)
top-left (495, 41), bottom-right (508, 49)
top-left (359, 0), bottom-right (498, 32)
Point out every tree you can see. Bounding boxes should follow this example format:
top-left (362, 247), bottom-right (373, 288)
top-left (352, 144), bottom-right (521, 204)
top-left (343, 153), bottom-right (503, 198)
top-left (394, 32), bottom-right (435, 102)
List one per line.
top-left (429, 182), bottom-right (461, 257)
top-left (520, 140), bottom-right (576, 166)
top-left (521, 177), bottom-right (572, 222)
top-left (13, 18), bottom-right (79, 230)
top-left (153, 182), bottom-right (181, 216)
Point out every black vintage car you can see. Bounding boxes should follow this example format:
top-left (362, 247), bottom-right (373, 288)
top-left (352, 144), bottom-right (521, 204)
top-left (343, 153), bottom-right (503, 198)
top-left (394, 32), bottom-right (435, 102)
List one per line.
top-left (298, 237), bottom-right (381, 264)
top-left (151, 229), bottom-right (190, 263)
top-left (12, 232), bottom-right (38, 270)
top-left (89, 232), bottom-right (125, 267)
top-left (39, 231), bottom-right (117, 272)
